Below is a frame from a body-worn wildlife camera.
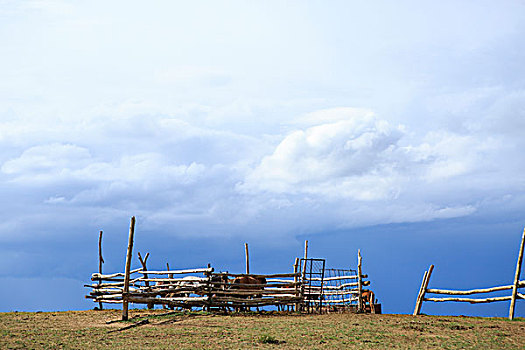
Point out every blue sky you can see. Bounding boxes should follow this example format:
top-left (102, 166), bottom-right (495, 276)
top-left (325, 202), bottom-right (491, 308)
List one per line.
top-left (0, 0), bottom-right (524, 317)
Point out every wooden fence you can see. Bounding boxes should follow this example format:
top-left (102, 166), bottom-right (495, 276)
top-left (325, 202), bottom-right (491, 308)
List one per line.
top-left (414, 228), bottom-right (525, 320)
top-left (86, 217), bottom-right (378, 319)
top-left (86, 268), bottom-right (302, 311)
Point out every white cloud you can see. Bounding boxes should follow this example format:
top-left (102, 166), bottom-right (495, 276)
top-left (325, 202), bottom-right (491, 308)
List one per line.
top-left (294, 107), bottom-right (376, 126)
top-left (234, 102), bottom-right (525, 230)
top-left (240, 112), bottom-right (404, 199)
top-left (1, 143), bottom-right (91, 176)
top-left (0, 1), bottom-right (524, 243)
top-left (0, 97), bottom-right (523, 241)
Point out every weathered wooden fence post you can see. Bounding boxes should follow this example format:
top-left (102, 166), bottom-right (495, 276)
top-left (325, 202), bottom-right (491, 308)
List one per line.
top-left (167, 263), bottom-right (173, 279)
top-left (300, 240), bottom-right (308, 312)
top-left (245, 243), bottom-right (250, 274)
top-left (122, 216), bottom-right (136, 321)
top-left (357, 250), bottom-right (363, 313)
top-left (137, 252), bottom-right (152, 309)
top-left (413, 270), bottom-right (428, 315)
top-left (98, 230), bottom-right (104, 310)
top-left (413, 264), bottom-right (434, 316)
top-left (293, 257), bottom-right (300, 312)
top-left (205, 263), bottom-right (212, 312)
top-left (509, 228), bottom-right (525, 320)
top-left (304, 240), bottom-right (309, 261)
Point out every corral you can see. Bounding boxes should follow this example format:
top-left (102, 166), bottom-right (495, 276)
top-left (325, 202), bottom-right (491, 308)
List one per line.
top-left (85, 217), bottom-right (381, 320)
top-left (414, 228), bottom-right (525, 320)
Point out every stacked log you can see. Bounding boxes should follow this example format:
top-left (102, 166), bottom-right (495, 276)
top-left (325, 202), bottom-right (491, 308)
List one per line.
top-left (87, 269), bottom-right (302, 310)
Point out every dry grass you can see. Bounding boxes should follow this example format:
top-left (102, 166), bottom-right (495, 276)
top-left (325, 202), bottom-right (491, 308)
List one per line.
top-left (1, 309), bottom-right (524, 349)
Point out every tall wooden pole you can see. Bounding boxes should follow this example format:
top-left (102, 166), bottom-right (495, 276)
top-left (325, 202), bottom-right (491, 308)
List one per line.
top-left (301, 241), bottom-right (309, 281)
top-left (122, 216), bottom-right (136, 321)
top-left (245, 243), bottom-right (250, 274)
top-left (293, 257), bottom-right (300, 312)
top-left (299, 240), bottom-right (309, 312)
top-left (98, 230), bottom-right (104, 310)
top-left (301, 240), bottom-right (309, 282)
top-left (357, 250), bottom-right (363, 313)
top-left (304, 240), bottom-right (308, 261)
top-left (509, 228), bottom-right (525, 320)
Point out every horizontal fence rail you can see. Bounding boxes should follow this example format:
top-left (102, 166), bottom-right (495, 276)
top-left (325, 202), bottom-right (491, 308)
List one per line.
top-left (414, 229), bottom-right (525, 319)
top-left (422, 281), bottom-right (525, 304)
top-left (87, 269), bottom-right (303, 310)
top-left (86, 266), bottom-right (377, 313)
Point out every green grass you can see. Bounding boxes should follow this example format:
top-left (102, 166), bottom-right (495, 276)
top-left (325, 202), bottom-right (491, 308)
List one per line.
top-left (0, 309), bottom-right (524, 349)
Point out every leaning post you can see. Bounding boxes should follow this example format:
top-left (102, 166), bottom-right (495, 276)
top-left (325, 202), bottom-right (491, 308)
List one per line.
top-left (509, 228), bottom-right (525, 320)
top-left (122, 216), bottom-right (136, 321)
top-left (413, 270), bottom-right (428, 315)
top-left (413, 264), bottom-right (434, 316)
top-left (98, 230), bottom-right (104, 310)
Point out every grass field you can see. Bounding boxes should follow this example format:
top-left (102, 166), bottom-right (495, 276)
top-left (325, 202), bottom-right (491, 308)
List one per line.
top-left (1, 309), bottom-right (524, 349)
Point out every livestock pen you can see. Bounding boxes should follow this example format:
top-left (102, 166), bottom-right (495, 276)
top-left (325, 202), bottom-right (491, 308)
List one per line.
top-left (85, 217), bottom-right (380, 319)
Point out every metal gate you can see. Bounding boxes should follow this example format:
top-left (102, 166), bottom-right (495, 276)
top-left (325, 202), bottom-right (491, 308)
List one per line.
top-left (299, 258), bottom-right (325, 312)
top-left (322, 268), bottom-right (359, 310)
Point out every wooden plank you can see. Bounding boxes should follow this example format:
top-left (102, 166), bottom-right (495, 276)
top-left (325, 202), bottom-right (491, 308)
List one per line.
top-left (92, 268), bottom-right (143, 280)
top-left (207, 281), bottom-right (299, 288)
top-left (210, 289), bottom-right (298, 296)
top-left (509, 228), bottom-right (525, 320)
top-left (212, 272), bottom-right (300, 278)
top-left (425, 296), bottom-right (512, 303)
top-left (426, 285), bottom-right (514, 295)
top-left (138, 267), bottom-right (214, 275)
top-left (212, 296), bottom-right (301, 304)
top-left (90, 287), bottom-right (140, 294)
top-left (266, 279), bottom-right (296, 283)
top-left (142, 277), bottom-right (208, 283)
top-left (316, 297), bottom-right (358, 304)
top-left (158, 296), bottom-right (209, 302)
top-left (314, 281), bottom-right (368, 290)
top-left (211, 300), bottom-right (301, 307)
top-left (321, 290), bottom-right (359, 296)
top-left (309, 275), bottom-right (359, 281)
top-left (94, 299), bottom-right (123, 304)
top-left (124, 295), bottom-right (208, 305)
top-left (322, 282), bottom-right (359, 289)
top-left (264, 287), bottom-right (301, 291)
top-left (87, 281), bottom-right (126, 288)
top-left (122, 216), bottom-right (135, 321)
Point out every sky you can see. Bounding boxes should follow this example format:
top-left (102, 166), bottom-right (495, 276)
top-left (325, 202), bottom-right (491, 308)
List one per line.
top-left (0, 0), bottom-right (524, 317)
